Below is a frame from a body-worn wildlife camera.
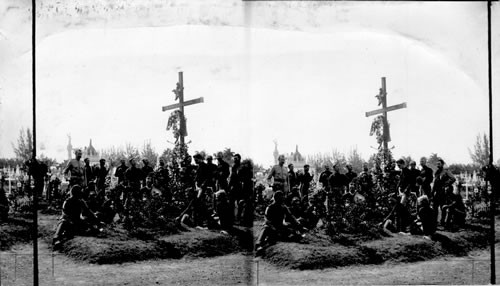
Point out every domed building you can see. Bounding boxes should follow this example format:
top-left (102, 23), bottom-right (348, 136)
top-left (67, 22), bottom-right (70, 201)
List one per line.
top-left (273, 141), bottom-right (306, 170)
top-left (67, 136), bottom-right (100, 165)
top-left (83, 139), bottom-right (100, 165)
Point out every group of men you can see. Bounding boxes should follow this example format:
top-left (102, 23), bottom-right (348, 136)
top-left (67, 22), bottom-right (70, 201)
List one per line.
top-left (51, 147), bottom-right (483, 251)
top-left (176, 152), bottom-right (254, 229)
top-left (256, 156), bottom-right (468, 253)
top-left (267, 155), bottom-right (314, 203)
top-left (53, 149), bottom-right (258, 245)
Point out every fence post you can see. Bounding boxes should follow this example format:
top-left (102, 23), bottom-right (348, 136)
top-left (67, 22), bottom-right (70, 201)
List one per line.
top-left (52, 252), bottom-right (55, 277)
top-left (256, 260), bottom-right (259, 286)
top-left (14, 253), bottom-right (17, 280)
top-left (472, 260), bottom-right (475, 284)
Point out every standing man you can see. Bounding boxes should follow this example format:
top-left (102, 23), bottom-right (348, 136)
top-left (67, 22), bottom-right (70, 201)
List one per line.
top-left (125, 158), bottom-right (143, 203)
top-left (215, 152), bottom-right (230, 192)
top-left (432, 158), bottom-right (456, 226)
top-left (83, 158), bottom-right (95, 189)
top-left (288, 164), bottom-right (298, 192)
top-left (327, 164), bottom-right (347, 214)
top-left (64, 149), bottom-right (84, 188)
top-left (318, 165), bottom-right (332, 190)
top-left (358, 164), bottom-right (374, 203)
top-left (267, 155), bottom-right (289, 194)
top-left (141, 159), bottom-right (154, 188)
top-left (239, 158), bottom-right (255, 227)
top-left (228, 153), bottom-right (243, 223)
top-left (193, 153), bottom-right (210, 227)
top-left (114, 159), bottom-right (128, 185)
top-left (408, 161), bottom-right (420, 195)
top-left (298, 164), bottom-right (313, 202)
top-left (154, 158), bottom-right (170, 199)
top-left (418, 157), bottom-right (434, 198)
top-left (345, 164), bottom-right (357, 185)
top-left (396, 159), bottom-right (411, 196)
top-left (206, 155), bottom-right (218, 192)
top-left (94, 159), bottom-right (108, 195)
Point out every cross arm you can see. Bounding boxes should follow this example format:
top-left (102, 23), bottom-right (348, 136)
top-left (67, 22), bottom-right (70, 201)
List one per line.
top-left (365, 102), bottom-right (407, 117)
top-left (162, 97), bottom-right (204, 112)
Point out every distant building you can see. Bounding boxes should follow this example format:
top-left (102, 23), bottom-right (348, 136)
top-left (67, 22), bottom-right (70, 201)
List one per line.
top-left (273, 141), bottom-right (306, 170)
top-left (67, 136), bottom-right (100, 165)
top-left (83, 139), bottom-right (100, 165)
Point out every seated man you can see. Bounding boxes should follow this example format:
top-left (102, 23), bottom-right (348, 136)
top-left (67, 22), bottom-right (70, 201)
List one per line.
top-left (53, 185), bottom-right (101, 248)
top-left (442, 189), bottom-right (466, 230)
top-left (342, 182), bottom-right (358, 205)
top-left (95, 190), bottom-right (117, 224)
top-left (212, 189), bottom-right (233, 231)
top-left (303, 194), bottom-right (326, 229)
top-left (287, 196), bottom-right (306, 226)
top-left (255, 191), bottom-right (302, 255)
top-left (411, 195), bottom-right (436, 238)
top-left (380, 193), bottom-right (412, 234)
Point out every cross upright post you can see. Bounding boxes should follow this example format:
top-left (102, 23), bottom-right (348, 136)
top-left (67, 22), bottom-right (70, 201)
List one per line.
top-left (162, 71), bottom-right (204, 145)
top-left (381, 77), bottom-right (389, 152)
top-left (365, 77), bottom-right (407, 155)
top-left (178, 72), bottom-right (185, 145)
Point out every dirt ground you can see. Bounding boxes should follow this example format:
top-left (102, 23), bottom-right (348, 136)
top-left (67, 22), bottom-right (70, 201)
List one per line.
top-left (257, 245), bottom-right (500, 285)
top-left (0, 241), bottom-right (254, 286)
top-left (1, 240), bottom-right (499, 285)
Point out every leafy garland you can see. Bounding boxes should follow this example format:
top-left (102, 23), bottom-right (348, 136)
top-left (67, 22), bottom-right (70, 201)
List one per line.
top-left (166, 110), bottom-right (187, 143)
top-left (369, 115), bottom-right (385, 147)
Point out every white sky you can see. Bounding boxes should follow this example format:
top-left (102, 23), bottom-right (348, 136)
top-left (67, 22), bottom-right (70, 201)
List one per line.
top-left (0, 0), bottom-right (499, 167)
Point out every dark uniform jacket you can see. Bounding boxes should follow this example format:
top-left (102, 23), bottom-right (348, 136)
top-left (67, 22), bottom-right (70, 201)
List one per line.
top-left (125, 166), bottom-right (143, 189)
top-left (94, 166), bottom-right (108, 190)
top-left (345, 171), bottom-right (357, 184)
top-left (319, 170), bottom-right (332, 188)
top-left (61, 196), bottom-right (94, 223)
top-left (419, 165), bottom-right (434, 195)
top-left (215, 160), bottom-right (230, 191)
top-left (114, 164), bottom-right (128, 184)
top-left (298, 171), bottom-right (313, 197)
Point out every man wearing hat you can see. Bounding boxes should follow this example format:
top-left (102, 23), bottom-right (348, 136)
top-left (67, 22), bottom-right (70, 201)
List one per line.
top-left (318, 165), bottom-right (332, 190)
top-left (327, 164), bottom-right (347, 214)
top-left (193, 153), bottom-right (211, 226)
top-left (298, 164), bottom-right (313, 202)
top-left (206, 155), bottom-right (217, 192)
top-left (83, 158), bottom-right (95, 189)
top-left (114, 159), bottom-right (128, 185)
top-left (94, 159), bottom-right (108, 195)
top-left (53, 185), bottom-right (100, 248)
top-left (345, 164), bottom-right (357, 185)
top-left (432, 158), bottom-right (456, 226)
top-left (255, 191), bottom-right (301, 256)
top-left (267, 154), bottom-right (289, 194)
top-left (154, 158), bottom-right (170, 199)
top-left (141, 159), bottom-right (154, 187)
top-left (125, 157), bottom-right (143, 203)
top-left (64, 149), bottom-right (85, 188)
top-left (215, 152), bottom-right (230, 192)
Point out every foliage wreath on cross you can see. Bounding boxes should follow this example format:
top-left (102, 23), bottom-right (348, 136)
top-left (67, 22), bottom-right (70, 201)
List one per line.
top-left (369, 115), bottom-right (385, 148)
top-left (166, 110), bottom-right (187, 143)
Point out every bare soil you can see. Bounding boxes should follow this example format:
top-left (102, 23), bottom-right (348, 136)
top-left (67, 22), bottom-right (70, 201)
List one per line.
top-left (2, 241), bottom-right (498, 285)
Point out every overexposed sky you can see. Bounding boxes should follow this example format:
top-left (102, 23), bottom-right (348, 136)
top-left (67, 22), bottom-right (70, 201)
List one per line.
top-left (0, 0), bottom-right (499, 166)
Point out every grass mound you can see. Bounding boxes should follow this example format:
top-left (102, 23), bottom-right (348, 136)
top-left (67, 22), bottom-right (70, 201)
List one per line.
top-left (59, 236), bottom-right (180, 264)
top-left (38, 214), bottom-right (252, 264)
top-left (0, 217), bottom-right (33, 250)
top-left (260, 222), bottom-right (497, 270)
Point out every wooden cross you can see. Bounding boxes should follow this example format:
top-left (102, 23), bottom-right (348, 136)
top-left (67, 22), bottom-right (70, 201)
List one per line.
top-left (162, 71), bottom-right (204, 145)
top-left (365, 77), bottom-right (407, 152)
